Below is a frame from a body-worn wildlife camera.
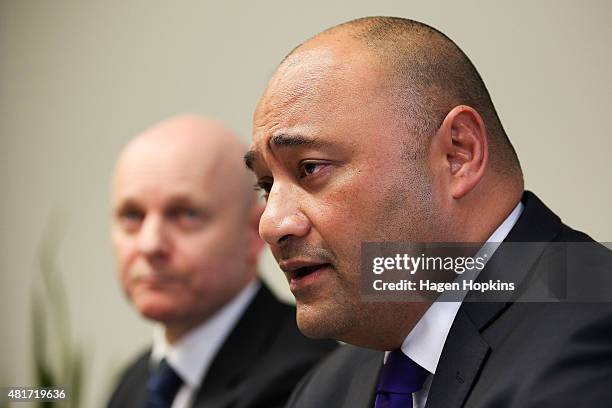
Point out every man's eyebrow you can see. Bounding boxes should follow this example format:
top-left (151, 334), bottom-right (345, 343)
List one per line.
top-left (244, 135), bottom-right (326, 170)
top-left (270, 134), bottom-right (324, 148)
top-left (165, 195), bottom-right (202, 208)
top-left (244, 150), bottom-right (258, 170)
top-left (113, 198), bottom-right (141, 213)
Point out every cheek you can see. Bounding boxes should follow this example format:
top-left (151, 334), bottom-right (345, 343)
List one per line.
top-left (315, 172), bottom-right (405, 284)
top-left (175, 235), bottom-right (218, 271)
top-left (175, 238), bottom-right (240, 289)
top-left (112, 237), bottom-right (138, 287)
top-left (183, 225), bottom-right (248, 265)
top-left (318, 175), bottom-right (385, 245)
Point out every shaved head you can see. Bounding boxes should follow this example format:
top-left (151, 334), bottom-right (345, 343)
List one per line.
top-left (114, 115), bottom-right (256, 214)
top-left (283, 16), bottom-right (522, 180)
top-left (249, 17), bottom-right (524, 348)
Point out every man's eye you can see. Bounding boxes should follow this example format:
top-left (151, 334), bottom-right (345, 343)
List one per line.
top-left (167, 207), bottom-right (204, 229)
top-left (299, 162), bottom-right (327, 178)
top-left (169, 207), bottom-right (200, 220)
top-left (118, 209), bottom-right (144, 231)
top-left (122, 209), bottom-right (143, 220)
top-left (254, 181), bottom-right (272, 201)
top-left (180, 208), bottom-right (199, 218)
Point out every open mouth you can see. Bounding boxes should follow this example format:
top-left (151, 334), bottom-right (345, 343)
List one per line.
top-left (288, 263), bottom-right (332, 282)
top-left (293, 264), bottom-right (329, 279)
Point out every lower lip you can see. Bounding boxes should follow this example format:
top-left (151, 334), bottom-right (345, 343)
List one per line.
top-left (135, 277), bottom-right (173, 288)
top-left (289, 265), bottom-right (331, 292)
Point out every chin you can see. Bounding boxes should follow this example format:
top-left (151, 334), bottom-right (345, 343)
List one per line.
top-left (295, 304), bottom-right (347, 340)
top-left (133, 295), bottom-right (183, 323)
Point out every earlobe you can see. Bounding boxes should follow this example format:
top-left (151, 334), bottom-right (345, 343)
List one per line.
top-left (442, 106), bottom-right (488, 199)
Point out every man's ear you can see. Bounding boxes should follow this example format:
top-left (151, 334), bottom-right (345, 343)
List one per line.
top-left (247, 202), bottom-right (266, 264)
top-left (436, 105), bottom-right (489, 199)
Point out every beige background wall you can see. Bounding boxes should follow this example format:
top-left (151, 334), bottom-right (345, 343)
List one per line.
top-left (1, 1), bottom-right (610, 406)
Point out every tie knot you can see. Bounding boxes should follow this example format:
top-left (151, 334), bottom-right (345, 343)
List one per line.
top-left (377, 350), bottom-right (428, 395)
top-left (146, 359), bottom-right (184, 408)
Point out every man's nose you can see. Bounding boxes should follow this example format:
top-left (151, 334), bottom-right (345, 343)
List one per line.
top-left (137, 214), bottom-right (170, 258)
top-left (259, 184), bottom-right (310, 246)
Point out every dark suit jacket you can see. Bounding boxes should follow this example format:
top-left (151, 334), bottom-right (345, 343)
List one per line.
top-left (287, 192), bottom-right (612, 408)
top-left (108, 284), bottom-right (337, 408)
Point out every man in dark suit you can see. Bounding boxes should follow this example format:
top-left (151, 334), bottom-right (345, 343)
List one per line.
top-left (107, 115), bottom-right (336, 408)
top-left (245, 17), bottom-right (612, 407)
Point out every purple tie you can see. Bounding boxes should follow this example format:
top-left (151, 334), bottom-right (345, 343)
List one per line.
top-left (374, 349), bottom-right (429, 408)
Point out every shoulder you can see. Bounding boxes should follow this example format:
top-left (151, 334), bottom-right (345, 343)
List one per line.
top-left (207, 285), bottom-right (338, 408)
top-left (287, 345), bottom-right (383, 408)
top-left (471, 302), bottom-right (612, 405)
top-left (107, 348), bottom-right (151, 407)
top-left (449, 192), bottom-right (612, 405)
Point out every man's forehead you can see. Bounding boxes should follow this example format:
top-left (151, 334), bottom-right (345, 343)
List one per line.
top-left (259, 57), bottom-right (364, 123)
top-left (113, 159), bottom-right (207, 196)
top-left (248, 37), bottom-right (388, 168)
top-left (117, 139), bottom-right (214, 174)
top-left (255, 49), bottom-right (339, 121)
top-left (274, 46), bottom-right (338, 83)
top-left (114, 140), bottom-right (227, 199)
top-left (258, 36), bottom-right (375, 106)
top-left (111, 163), bottom-right (233, 214)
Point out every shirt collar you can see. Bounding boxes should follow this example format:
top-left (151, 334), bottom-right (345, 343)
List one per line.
top-left (151, 280), bottom-right (260, 388)
top-left (400, 202), bottom-right (524, 374)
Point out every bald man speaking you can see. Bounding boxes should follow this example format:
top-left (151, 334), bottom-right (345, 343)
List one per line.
top-left (107, 115), bottom-right (335, 408)
top-left (246, 17), bottom-right (612, 408)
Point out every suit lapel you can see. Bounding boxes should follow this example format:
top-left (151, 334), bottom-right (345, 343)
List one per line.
top-left (193, 284), bottom-right (282, 407)
top-left (426, 192), bottom-right (564, 408)
top-left (108, 350), bottom-right (152, 408)
top-left (463, 191), bottom-right (563, 326)
top-left (425, 311), bottom-right (490, 408)
top-left (342, 350), bottom-right (383, 408)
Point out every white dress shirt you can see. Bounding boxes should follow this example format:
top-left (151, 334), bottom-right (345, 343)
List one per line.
top-left (396, 202), bottom-right (524, 408)
top-left (150, 280), bottom-right (260, 408)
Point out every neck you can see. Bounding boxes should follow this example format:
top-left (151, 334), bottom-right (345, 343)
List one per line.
top-left (341, 301), bottom-right (432, 351)
top-left (162, 277), bottom-right (259, 345)
top-left (163, 316), bottom-right (207, 345)
top-left (455, 182), bottom-right (523, 243)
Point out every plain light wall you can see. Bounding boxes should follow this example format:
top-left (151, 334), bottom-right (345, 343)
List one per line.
top-left (1, 1), bottom-right (610, 406)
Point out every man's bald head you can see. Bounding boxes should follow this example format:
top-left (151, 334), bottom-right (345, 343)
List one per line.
top-left (112, 114), bottom-right (263, 343)
top-left (250, 17), bottom-right (524, 348)
top-left (282, 16), bottom-right (522, 180)
top-left (115, 114), bottom-right (257, 214)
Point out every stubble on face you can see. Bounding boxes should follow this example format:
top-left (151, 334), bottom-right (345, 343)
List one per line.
top-left (253, 36), bottom-right (438, 350)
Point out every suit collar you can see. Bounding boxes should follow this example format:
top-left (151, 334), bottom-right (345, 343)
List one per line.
top-left (401, 201), bottom-right (524, 376)
top-left (426, 191), bottom-right (563, 408)
top-left (151, 281), bottom-right (260, 389)
top-left (194, 283), bottom-right (285, 401)
top-left (462, 191), bottom-right (563, 330)
top-left (342, 349), bottom-right (383, 408)
top-left (425, 311), bottom-right (490, 408)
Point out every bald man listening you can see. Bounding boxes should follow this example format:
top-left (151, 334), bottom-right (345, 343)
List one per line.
top-left (107, 115), bottom-right (336, 408)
